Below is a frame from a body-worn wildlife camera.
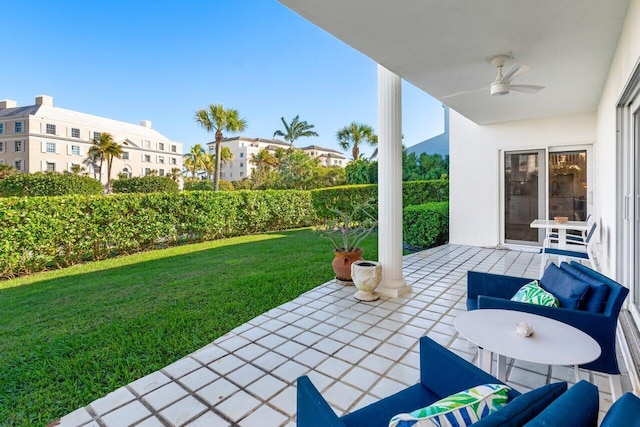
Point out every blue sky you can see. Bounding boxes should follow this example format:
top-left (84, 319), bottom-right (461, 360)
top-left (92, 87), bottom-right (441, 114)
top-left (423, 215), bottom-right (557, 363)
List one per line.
top-left (2, 1), bottom-right (443, 158)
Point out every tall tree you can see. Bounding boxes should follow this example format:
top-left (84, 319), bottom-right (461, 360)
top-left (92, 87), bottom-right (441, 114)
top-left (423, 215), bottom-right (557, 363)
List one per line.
top-left (195, 104), bottom-right (247, 191)
top-left (86, 132), bottom-right (124, 192)
top-left (250, 148), bottom-right (279, 188)
top-left (0, 164), bottom-right (17, 180)
top-left (273, 115), bottom-right (319, 150)
top-left (336, 122), bottom-right (378, 160)
top-left (183, 144), bottom-right (206, 178)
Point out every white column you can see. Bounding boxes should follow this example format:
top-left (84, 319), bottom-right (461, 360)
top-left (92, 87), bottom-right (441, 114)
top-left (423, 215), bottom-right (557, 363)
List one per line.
top-left (376, 64), bottom-right (411, 298)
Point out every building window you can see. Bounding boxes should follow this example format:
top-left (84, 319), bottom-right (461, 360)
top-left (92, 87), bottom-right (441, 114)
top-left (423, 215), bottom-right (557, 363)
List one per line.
top-left (46, 162), bottom-right (55, 172)
top-left (144, 154), bottom-right (151, 162)
top-left (143, 140), bottom-right (151, 149)
top-left (71, 145), bottom-right (80, 156)
top-left (46, 124), bottom-right (56, 135)
top-left (144, 167), bottom-right (151, 176)
top-left (158, 156), bottom-right (165, 164)
top-left (93, 132), bottom-right (101, 141)
top-left (0, 123), bottom-right (4, 134)
top-left (14, 159), bottom-right (22, 170)
top-left (240, 162), bottom-right (244, 167)
top-left (15, 122), bottom-right (22, 133)
top-left (122, 167), bottom-right (131, 178)
top-left (122, 152), bottom-right (129, 160)
top-left (71, 128), bottom-right (80, 138)
top-left (171, 145), bottom-right (177, 153)
top-left (159, 143), bottom-right (165, 151)
top-left (46, 142), bottom-right (56, 153)
top-left (0, 141), bottom-right (3, 152)
top-left (159, 169), bottom-right (165, 176)
top-left (240, 152), bottom-right (244, 158)
top-left (171, 157), bottom-right (177, 165)
top-left (14, 140), bottom-right (22, 152)
top-left (240, 171), bottom-right (244, 177)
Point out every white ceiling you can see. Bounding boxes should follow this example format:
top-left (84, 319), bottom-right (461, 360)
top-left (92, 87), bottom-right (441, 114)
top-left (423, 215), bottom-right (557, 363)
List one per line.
top-left (279, 0), bottom-right (631, 125)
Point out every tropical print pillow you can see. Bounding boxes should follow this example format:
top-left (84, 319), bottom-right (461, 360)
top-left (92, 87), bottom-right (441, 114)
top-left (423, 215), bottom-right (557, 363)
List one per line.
top-left (511, 280), bottom-right (559, 307)
top-left (388, 383), bottom-right (510, 427)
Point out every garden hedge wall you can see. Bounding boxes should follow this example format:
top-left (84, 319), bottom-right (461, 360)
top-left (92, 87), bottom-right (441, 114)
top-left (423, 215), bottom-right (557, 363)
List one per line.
top-left (403, 202), bottom-right (449, 248)
top-left (311, 180), bottom-right (449, 219)
top-left (0, 172), bottom-right (103, 197)
top-left (0, 190), bottom-right (315, 278)
top-left (112, 176), bottom-right (179, 193)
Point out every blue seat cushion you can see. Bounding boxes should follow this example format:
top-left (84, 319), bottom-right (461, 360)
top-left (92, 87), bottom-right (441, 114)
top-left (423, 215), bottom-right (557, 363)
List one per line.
top-left (559, 262), bottom-right (610, 313)
top-left (472, 382), bottom-right (567, 426)
top-left (540, 263), bottom-right (589, 309)
top-left (600, 392), bottom-right (640, 427)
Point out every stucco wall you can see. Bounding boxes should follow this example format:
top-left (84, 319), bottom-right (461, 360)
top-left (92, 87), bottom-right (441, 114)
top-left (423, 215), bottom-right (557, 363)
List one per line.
top-left (449, 110), bottom-right (596, 248)
top-left (595, 0), bottom-right (640, 275)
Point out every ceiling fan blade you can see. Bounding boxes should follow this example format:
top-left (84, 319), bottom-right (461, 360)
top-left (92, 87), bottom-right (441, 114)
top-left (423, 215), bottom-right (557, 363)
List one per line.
top-left (511, 84), bottom-right (545, 94)
top-left (499, 64), bottom-right (529, 83)
top-left (442, 87), bottom-right (487, 99)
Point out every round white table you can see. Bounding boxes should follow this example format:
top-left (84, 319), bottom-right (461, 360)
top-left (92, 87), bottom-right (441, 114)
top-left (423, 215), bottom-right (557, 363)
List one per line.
top-left (455, 309), bottom-right (601, 382)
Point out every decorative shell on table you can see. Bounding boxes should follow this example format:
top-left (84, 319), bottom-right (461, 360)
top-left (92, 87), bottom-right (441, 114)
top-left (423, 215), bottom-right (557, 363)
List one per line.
top-left (515, 322), bottom-right (534, 338)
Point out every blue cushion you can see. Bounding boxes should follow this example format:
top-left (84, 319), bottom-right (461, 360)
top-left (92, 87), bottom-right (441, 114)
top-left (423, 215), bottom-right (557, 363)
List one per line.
top-left (473, 382), bottom-right (567, 426)
top-left (540, 264), bottom-right (589, 309)
top-left (524, 381), bottom-right (598, 427)
top-left (600, 392), bottom-right (640, 427)
top-left (559, 262), bottom-right (610, 313)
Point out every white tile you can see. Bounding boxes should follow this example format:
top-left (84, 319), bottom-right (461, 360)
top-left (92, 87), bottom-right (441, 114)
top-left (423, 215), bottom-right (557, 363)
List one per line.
top-left (295, 347), bottom-right (328, 368)
top-left (274, 340), bottom-right (306, 357)
top-left (359, 353), bottom-right (395, 373)
top-left (226, 364), bottom-right (265, 387)
top-left (350, 335), bottom-right (380, 352)
top-left (129, 371), bottom-right (172, 396)
top-left (246, 375), bottom-right (288, 400)
top-left (185, 410), bottom-right (230, 427)
top-left (315, 357), bottom-right (352, 379)
top-left (334, 346), bottom-right (367, 364)
top-left (238, 326), bottom-right (269, 341)
top-left (57, 407), bottom-right (93, 426)
top-left (292, 331), bottom-right (323, 346)
top-left (208, 354), bottom-right (245, 375)
top-left (179, 367), bottom-right (219, 391)
top-left (218, 335), bottom-right (252, 352)
top-left (269, 386), bottom-right (297, 416)
top-left (164, 357), bottom-right (203, 378)
top-left (256, 334), bottom-right (287, 349)
top-left (159, 395), bottom-right (207, 426)
top-left (101, 400), bottom-right (151, 427)
top-left (313, 337), bottom-right (344, 355)
top-left (272, 360), bottom-right (309, 383)
top-left (234, 343), bottom-right (269, 362)
top-left (143, 382), bottom-right (189, 411)
top-left (323, 381), bottom-right (363, 411)
top-left (252, 351), bottom-right (287, 371)
top-left (387, 363), bottom-right (420, 386)
top-left (191, 345), bottom-right (227, 365)
top-left (374, 342), bottom-right (408, 361)
top-left (369, 377), bottom-right (407, 399)
top-left (239, 404), bottom-right (288, 427)
top-left (197, 377), bottom-right (239, 405)
top-left (90, 386), bottom-right (136, 415)
top-left (215, 390), bottom-right (261, 422)
top-left (342, 366), bottom-right (381, 391)
top-left (135, 417), bottom-right (165, 427)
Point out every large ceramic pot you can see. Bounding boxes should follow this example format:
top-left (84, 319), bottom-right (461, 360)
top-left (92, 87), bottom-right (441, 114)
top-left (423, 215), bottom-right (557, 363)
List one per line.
top-left (351, 260), bottom-right (382, 301)
top-left (332, 248), bottom-right (363, 284)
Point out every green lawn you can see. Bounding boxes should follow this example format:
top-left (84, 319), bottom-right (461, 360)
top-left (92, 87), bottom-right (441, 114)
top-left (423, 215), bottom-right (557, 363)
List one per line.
top-left (0, 229), bottom-right (377, 426)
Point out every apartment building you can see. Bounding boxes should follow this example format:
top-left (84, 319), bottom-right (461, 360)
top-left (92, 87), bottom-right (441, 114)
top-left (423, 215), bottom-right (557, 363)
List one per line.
top-left (207, 136), bottom-right (347, 181)
top-left (0, 95), bottom-right (182, 183)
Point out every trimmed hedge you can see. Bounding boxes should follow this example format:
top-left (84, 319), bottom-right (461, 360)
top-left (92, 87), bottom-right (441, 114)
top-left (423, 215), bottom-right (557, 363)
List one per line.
top-left (0, 190), bottom-right (315, 278)
top-left (112, 176), bottom-right (179, 193)
top-left (0, 172), bottom-right (103, 197)
top-left (311, 180), bottom-right (449, 220)
top-left (403, 202), bottom-right (449, 248)
top-left (183, 179), bottom-right (234, 191)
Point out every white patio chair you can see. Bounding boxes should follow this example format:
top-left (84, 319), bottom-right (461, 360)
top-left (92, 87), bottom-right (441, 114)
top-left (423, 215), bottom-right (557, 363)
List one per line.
top-left (539, 221), bottom-right (597, 276)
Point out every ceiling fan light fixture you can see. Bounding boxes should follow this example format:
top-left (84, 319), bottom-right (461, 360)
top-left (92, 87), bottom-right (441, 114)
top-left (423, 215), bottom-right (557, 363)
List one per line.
top-left (490, 82), bottom-right (510, 96)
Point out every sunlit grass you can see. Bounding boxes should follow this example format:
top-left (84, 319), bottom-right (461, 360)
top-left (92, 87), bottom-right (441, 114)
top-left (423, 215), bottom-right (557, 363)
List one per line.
top-left (0, 228), bottom-right (378, 426)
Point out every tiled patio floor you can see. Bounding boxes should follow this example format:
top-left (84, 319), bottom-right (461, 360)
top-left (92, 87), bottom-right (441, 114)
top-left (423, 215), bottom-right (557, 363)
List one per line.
top-left (55, 245), bottom-right (631, 427)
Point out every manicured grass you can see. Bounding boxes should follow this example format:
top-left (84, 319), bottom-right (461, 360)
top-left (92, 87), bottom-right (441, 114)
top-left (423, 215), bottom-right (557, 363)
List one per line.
top-left (0, 229), bottom-right (377, 426)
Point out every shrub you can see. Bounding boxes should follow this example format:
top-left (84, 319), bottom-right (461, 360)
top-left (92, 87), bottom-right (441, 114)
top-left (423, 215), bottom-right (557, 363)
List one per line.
top-left (0, 172), bottom-right (103, 197)
top-left (112, 176), bottom-right (179, 193)
top-left (218, 180), bottom-right (235, 191)
top-left (183, 179), bottom-right (214, 191)
top-left (0, 190), bottom-right (316, 278)
top-left (403, 201), bottom-right (449, 248)
top-left (311, 180), bottom-right (449, 220)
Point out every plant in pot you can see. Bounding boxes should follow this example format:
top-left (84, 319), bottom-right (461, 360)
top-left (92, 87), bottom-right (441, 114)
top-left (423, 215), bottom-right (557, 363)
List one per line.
top-left (318, 202), bottom-right (377, 285)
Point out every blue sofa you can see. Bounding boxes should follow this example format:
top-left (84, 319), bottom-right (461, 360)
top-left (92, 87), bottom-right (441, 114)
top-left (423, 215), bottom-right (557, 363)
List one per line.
top-left (466, 261), bottom-right (628, 377)
top-left (297, 336), bottom-right (600, 426)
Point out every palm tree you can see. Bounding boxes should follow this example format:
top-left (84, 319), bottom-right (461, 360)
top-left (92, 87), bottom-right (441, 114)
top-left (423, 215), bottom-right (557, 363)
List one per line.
top-left (70, 164), bottom-right (87, 175)
top-left (273, 115), bottom-right (319, 150)
top-left (195, 104), bottom-right (247, 191)
top-left (0, 164), bottom-right (17, 179)
top-left (336, 122), bottom-right (378, 160)
top-left (250, 149), bottom-right (279, 187)
top-left (86, 132), bottom-right (125, 192)
top-left (169, 168), bottom-right (182, 182)
top-left (183, 144), bottom-right (206, 178)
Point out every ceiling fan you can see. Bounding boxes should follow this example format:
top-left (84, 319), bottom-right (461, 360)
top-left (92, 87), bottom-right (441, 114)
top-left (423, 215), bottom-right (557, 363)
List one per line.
top-left (443, 54), bottom-right (545, 99)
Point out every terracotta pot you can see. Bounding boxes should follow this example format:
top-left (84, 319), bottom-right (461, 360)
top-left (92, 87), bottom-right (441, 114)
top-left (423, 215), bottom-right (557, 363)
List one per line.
top-left (332, 248), bottom-right (363, 282)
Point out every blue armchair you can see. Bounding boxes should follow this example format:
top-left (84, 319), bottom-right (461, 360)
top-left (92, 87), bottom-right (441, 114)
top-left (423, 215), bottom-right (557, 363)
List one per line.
top-left (467, 261), bottom-right (629, 398)
top-left (297, 336), bottom-right (520, 427)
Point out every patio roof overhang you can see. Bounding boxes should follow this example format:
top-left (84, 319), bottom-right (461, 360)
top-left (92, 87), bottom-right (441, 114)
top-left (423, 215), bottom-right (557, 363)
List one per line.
top-left (279, 0), bottom-right (631, 125)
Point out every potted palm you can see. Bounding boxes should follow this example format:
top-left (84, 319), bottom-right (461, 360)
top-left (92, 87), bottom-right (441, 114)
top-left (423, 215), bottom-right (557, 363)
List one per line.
top-left (318, 202), bottom-right (377, 284)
